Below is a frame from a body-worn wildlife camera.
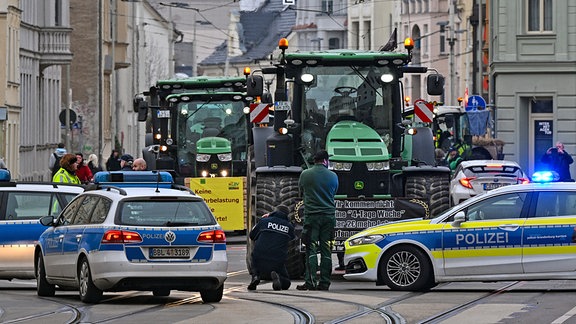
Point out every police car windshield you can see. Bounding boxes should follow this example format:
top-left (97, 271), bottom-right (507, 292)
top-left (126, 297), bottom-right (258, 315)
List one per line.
top-left (119, 200), bottom-right (216, 226)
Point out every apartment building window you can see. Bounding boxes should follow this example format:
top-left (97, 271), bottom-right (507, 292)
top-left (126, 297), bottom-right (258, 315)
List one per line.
top-left (422, 24), bottom-right (429, 56)
top-left (55, 0), bottom-right (62, 26)
top-left (528, 0), bottom-right (553, 32)
top-left (329, 38), bottom-right (340, 49)
top-left (402, 0), bottom-right (409, 14)
top-left (423, 0), bottom-right (429, 13)
top-left (322, 0), bottom-right (333, 14)
top-left (531, 98), bottom-right (553, 114)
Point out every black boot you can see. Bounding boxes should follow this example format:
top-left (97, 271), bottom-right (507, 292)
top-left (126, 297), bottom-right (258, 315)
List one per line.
top-left (248, 275), bottom-right (260, 291)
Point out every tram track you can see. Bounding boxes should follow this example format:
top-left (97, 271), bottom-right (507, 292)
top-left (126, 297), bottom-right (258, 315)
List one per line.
top-left (2, 270), bottom-right (574, 323)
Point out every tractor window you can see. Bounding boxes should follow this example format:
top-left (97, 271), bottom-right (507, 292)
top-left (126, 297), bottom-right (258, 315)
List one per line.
top-left (301, 65), bottom-right (399, 159)
top-left (175, 100), bottom-right (248, 174)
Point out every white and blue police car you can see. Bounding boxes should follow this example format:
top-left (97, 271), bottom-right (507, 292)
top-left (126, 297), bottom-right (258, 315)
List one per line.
top-left (0, 169), bottom-right (83, 280)
top-left (344, 172), bottom-right (576, 291)
top-left (34, 171), bottom-right (228, 303)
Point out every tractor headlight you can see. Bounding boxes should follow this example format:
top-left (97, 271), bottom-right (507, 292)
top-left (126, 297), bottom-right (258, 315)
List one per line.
top-left (217, 153), bottom-right (232, 161)
top-left (366, 161), bottom-right (389, 171)
top-left (196, 154), bottom-right (211, 162)
top-left (348, 234), bottom-right (384, 246)
top-left (329, 161), bottom-right (352, 171)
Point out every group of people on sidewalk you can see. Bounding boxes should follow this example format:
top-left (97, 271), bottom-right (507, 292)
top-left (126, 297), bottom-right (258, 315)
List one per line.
top-left (49, 144), bottom-right (147, 185)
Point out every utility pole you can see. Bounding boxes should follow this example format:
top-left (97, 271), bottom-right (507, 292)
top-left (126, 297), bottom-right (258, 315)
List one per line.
top-left (193, 11), bottom-right (197, 76)
top-left (477, 0), bottom-right (483, 98)
top-left (448, 0), bottom-right (456, 105)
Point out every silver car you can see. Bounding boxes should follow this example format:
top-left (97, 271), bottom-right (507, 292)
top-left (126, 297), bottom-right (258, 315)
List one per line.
top-left (450, 160), bottom-right (529, 205)
top-left (35, 171), bottom-right (228, 303)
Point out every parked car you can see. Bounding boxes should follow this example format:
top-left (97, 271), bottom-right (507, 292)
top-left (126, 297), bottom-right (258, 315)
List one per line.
top-left (343, 178), bottom-right (576, 291)
top-left (0, 169), bottom-right (83, 280)
top-left (35, 171), bottom-right (227, 303)
top-left (450, 159), bottom-right (529, 205)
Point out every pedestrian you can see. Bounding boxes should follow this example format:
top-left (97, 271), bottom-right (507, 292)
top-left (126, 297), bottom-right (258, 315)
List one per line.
top-left (52, 153), bottom-right (81, 184)
top-left (248, 204), bottom-right (295, 291)
top-left (119, 154), bottom-right (134, 171)
top-left (75, 153), bottom-right (93, 184)
top-left (297, 150), bottom-right (339, 291)
top-left (132, 158), bottom-right (147, 171)
top-left (49, 143), bottom-right (67, 178)
top-left (542, 142), bottom-right (574, 181)
top-left (446, 147), bottom-right (462, 171)
top-left (105, 149), bottom-right (121, 171)
top-left (87, 154), bottom-right (103, 175)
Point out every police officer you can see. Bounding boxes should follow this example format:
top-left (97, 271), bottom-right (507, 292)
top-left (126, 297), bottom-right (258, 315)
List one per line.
top-left (52, 153), bottom-right (81, 184)
top-left (297, 150), bottom-right (339, 291)
top-left (248, 204), bottom-right (295, 291)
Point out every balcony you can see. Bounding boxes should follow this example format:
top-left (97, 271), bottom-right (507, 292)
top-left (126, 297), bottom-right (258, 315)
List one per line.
top-left (39, 27), bottom-right (73, 69)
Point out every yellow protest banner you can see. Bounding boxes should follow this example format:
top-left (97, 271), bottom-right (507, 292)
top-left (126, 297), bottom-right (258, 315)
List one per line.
top-left (186, 177), bottom-right (246, 231)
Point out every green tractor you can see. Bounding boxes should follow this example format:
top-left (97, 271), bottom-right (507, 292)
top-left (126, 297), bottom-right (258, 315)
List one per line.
top-left (134, 76), bottom-right (253, 183)
top-left (245, 35), bottom-right (451, 278)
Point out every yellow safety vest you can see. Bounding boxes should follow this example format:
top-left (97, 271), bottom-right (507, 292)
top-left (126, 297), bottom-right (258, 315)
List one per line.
top-left (52, 168), bottom-right (81, 185)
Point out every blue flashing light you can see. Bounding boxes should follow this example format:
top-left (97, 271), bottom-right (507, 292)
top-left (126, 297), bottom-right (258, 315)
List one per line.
top-left (0, 169), bottom-right (11, 182)
top-left (93, 171), bottom-right (174, 186)
top-left (531, 171), bottom-right (559, 183)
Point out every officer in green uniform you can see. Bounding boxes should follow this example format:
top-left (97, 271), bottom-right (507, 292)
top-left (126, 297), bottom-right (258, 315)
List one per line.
top-left (297, 150), bottom-right (339, 291)
top-left (52, 153), bottom-right (81, 184)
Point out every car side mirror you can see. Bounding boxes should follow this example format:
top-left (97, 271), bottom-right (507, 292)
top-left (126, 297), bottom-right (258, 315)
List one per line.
top-left (451, 211), bottom-right (466, 227)
top-left (39, 215), bottom-right (55, 226)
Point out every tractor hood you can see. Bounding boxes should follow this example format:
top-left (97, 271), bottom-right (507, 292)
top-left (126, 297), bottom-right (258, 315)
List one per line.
top-left (196, 137), bottom-right (231, 154)
top-left (326, 120), bottom-right (389, 162)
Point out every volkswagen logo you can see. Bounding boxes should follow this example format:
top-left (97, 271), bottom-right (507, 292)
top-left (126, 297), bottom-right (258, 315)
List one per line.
top-left (164, 231), bottom-right (176, 243)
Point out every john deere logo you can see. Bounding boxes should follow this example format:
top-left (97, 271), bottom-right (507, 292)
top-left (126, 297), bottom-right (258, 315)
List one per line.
top-left (354, 181), bottom-right (364, 190)
top-left (211, 163), bottom-right (218, 170)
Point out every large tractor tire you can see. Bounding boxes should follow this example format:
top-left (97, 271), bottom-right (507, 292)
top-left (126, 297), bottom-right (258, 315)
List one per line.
top-left (405, 173), bottom-right (450, 218)
top-left (246, 173), bottom-right (304, 279)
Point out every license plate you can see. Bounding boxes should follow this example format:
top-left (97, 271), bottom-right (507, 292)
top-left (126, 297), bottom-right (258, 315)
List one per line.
top-left (150, 247), bottom-right (190, 259)
top-left (483, 183), bottom-right (507, 190)
top-left (157, 110), bottom-right (170, 118)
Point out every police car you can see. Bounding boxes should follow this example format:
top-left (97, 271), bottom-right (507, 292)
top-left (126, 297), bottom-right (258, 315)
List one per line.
top-left (0, 169), bottom-right (83, 280)
top-left (344, 174), bottom-right (576, 291)
top-left (34, 171), bottom-right (227, 303)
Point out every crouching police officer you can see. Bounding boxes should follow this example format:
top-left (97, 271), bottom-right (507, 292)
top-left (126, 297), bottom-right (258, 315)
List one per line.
top-left (248, 205), bottom-right (295, 291)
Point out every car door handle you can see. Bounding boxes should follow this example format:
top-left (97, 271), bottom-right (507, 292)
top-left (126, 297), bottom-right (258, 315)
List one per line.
top-left (58, 234), bottom-right (64, 242)
top-left (75, 234), bottom-right (82, 242)
top-left (498, 224), bottom-right (520, 231)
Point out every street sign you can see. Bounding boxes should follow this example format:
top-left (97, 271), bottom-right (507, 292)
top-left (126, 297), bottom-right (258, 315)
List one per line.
top-left (413, 99), bottom-right (434, 123)
top-left (249, 103), bottom-right (270, 123)
top-left (466, 95), bottom-right (486, 111)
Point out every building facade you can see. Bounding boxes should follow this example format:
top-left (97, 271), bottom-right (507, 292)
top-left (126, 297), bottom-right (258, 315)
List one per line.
top-left (66, 0), bottom-right (173, 168)
top-left (1, 0), bottom-right (73, 181)
top-left (490, 0), bottom-right (576, 177)
top-left (399, 0), bottom-right (475, 106)
top-left (0, 0), bottom-right (21, 175)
